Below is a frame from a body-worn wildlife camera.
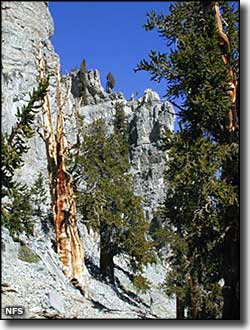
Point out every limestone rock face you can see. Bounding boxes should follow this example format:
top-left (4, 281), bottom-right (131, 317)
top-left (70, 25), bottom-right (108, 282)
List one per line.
top-left (2, 2), bottom-right (176, 319)
top-left (70, 68), bottom-right (126, 106)
top-left (68, 73), bottom-right (175, 219)
top-left (2, 1), bottom-right (59, 184)
top-left (129, 90), bottom-right (174, 220)
top-left (2, 1), bottom-right (174, 216)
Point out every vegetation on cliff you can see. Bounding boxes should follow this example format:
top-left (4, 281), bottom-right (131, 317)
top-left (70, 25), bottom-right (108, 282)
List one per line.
top-left (2, 79), bottom-right (49, 238)
top-left (136, 1), bottom-right (239, 319)
top-left (70, 104), bottom-right (156, 287)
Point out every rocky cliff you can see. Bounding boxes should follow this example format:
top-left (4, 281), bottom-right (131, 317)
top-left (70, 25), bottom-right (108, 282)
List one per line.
top-left (2, 1), bottom-right (58, 184)
top-left (2, 1), bottom-right (174, 219)
top-left (1, 1), bottom-right (175, 319)
top-left (68, 71), bottom-right (174, 221)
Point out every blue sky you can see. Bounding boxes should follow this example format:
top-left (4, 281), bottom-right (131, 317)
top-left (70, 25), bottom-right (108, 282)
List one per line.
top-left (49, 1), bottom-right (170, 100)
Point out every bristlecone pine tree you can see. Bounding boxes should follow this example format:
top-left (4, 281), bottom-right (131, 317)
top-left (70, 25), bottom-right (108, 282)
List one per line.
top-left (2, 79), bottom-right (49, 239)
top-left (71, 104), bottom-right (156, 288)
top-left (106, 72), bottom-right (115, 93)
top-left (136, 1), bottom-right (239, 319)
top-left (38, 47), bottom-right (86, 288)
top-left (2, 79), bottom-right (49, 197)
top-left (79, 58), bottom-right (88, 106)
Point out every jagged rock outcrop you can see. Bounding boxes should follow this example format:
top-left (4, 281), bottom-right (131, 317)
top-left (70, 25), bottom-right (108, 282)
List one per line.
top-left (2, 0), bottom-right (174, 220)
top-left (68, 74), bottom-right (174, 220)
top-left (129, 90), bottom-right (174, 220)
top-left (2, 1), bottom-right (58, 184)
top-left (2, 1), bottom-right (176, 319)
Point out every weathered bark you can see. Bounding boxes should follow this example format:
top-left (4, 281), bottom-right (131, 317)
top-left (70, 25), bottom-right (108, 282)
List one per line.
top-left (37, 47), bottom-right (58, 220)
top-left (38, 46), bottom-right (85, 286)
top-left (213, 2), bottom-right (239, 133)
top-left (212, 4), bottom-right (240, 319)
top-left (55, 68), bottom-right (85, 282)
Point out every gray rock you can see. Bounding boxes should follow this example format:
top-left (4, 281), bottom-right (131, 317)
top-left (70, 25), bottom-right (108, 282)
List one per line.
top-left (2, 0), bottom-right (174, 222)
top-left (69, 74), bottom-right (174, 221)
top-left (48, 290), bottom-right (65, 314)
top-left (1, 1), bottom-right (176, 319)
top-left (2, 1), bottom-right (59, 185)
top-left (2, 227), bottom-right (19, 261)
top-left (128, 90), bottom-right (174, 220)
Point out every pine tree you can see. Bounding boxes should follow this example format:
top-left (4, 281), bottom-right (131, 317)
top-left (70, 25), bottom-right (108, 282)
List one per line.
top-left (2, 174), bottom-right (48, 240)
top-left (30, 172), bottom-right (48, 218)
top-left (1, 78), bottom-right (49, 197)
top-left (79, 58), bottom-right (88, 105)
top-left (106, 72), bottom-right (115, 93)
top-left (136, 1), bottom-right (239, 319)
top-left (1, 79), bottom-right (49, 238)
top-left (72, 104), bottom-right (156, 285)
top-left (2, 182), bottom-right (34, 239)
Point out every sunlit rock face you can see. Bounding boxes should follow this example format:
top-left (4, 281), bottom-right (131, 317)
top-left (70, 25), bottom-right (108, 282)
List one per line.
top-left (2, 1), bottom-right (174, 217)
top-left (128, 89), bottom-right (174, 220)
top-left (2, 2), bottom-right (176, 319)
top-left (69, 74), bottom-right (175, 221)
top-left (2, 1), bottom-right (59, 184)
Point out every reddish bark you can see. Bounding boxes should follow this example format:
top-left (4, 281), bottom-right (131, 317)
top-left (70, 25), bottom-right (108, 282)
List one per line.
top-left (213, 2), bottom-right (239, 132)
top-left (38, 47), bottom-right (85, 286)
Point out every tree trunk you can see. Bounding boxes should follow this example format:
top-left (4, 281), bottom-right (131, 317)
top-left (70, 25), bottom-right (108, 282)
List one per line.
top-left (176, 296), bottom-right (185, 319)
top-left (38, 46), bottom-right (85, 286)
top-left (212, 3), bottom-right (240, 319)
top-left (222, 223), bottom-right (240, 319)
top-left (221, 159), bottom-right (239, 319)
top-left (213, 1), bottom-right (239, 133)
top-left (100, 248), bottom-right (115, 284)
top-left (100, 225), bottom-right (115, 283)
top-left (189, 277), bottom-right (198, 319)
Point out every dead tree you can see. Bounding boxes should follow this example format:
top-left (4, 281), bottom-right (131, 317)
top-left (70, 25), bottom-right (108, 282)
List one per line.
top-left (37, 47), bottom-right (86, 287)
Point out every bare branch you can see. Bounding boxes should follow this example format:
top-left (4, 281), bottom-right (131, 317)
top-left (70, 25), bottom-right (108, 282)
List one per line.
top-left (166, 99), bottom-right (186, 117)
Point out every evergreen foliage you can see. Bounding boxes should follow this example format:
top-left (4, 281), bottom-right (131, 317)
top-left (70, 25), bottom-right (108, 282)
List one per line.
top-left (30, 172), bottom-right (48, 218)
top-left (1, 78), bottom-right (49, 197)
top-left (79, 58), bottom-right (88, 105)
top-left (2, 172), bottom-right (48, 240)
top-left (71, 104), bottom-right (156, 285)
top-left (2, 182), bottom-right (34, 239)
top-left (136, 1), bottom-right (239, 319)
top-left (106, 72), bottom-right (115, 93)
top-left (132, 274), bottom-right (151, 293)
top-left (1, 79), bottom-right (49, 238)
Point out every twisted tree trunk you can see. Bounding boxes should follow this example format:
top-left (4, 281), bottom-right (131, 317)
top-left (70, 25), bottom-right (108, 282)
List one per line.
top-left (212, 3), bottom-right (240, 319)
top-left (213, 1), bottom-right (239, 133)
top-left (38, 47), bottom-right (85, 287)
